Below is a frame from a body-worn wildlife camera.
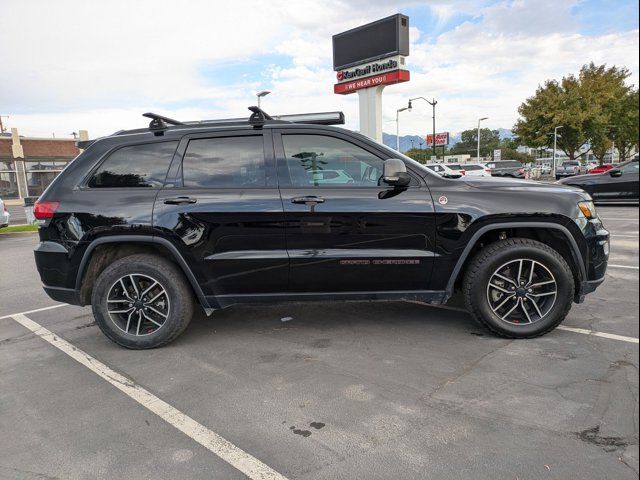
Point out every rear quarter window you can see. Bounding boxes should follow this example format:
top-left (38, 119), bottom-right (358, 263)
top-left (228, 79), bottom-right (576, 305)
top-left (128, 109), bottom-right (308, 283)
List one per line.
top-left (88, 142), bottom-right (178, 188)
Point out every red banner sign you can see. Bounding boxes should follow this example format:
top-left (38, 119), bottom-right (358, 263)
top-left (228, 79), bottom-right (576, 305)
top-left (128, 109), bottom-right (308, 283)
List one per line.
top-left (426, 132), bottom-right (449, 147)
top-left (334, 70), bottom-right (410, 95)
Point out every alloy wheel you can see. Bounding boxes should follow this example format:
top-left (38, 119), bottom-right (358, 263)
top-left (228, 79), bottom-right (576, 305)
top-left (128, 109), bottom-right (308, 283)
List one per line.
top-left (486, 259), bottom-right (557, 325)
top-left (106, 274), bottom-right (170, 336)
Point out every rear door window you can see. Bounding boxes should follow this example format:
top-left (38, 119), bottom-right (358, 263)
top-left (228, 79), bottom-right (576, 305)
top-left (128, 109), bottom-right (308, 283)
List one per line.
top-left (88, 142), bottom-right (178, 188)
top-left (180, 136), bottom-right (266, 188)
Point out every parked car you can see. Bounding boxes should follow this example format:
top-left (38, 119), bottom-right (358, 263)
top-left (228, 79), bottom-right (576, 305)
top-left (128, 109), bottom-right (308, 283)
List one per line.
top-left (588, 164), bottom-right (614, 174)
top-left (33, 107), bottom-right (609, 348)
top-left (425, 163), bottom-right (462, 178)
top-left (444, 163), bottom-right (467, 176)
top-left (485, 160), bottom-right (525, 178)
top-left (459, 163), bottom-right (491, 177)
top-left (555, 161), bottom-right (585, 180)
top-left (557, 159), bottom-right (639, 203)
top-left (0, 197), bottom-right (10, 228)
top-left (540, 164), bottom-right (552, 175)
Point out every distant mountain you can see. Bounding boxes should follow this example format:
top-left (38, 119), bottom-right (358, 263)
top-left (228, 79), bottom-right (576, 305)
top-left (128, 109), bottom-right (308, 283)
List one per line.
top-left (383, 128), bottom-right (514, 153)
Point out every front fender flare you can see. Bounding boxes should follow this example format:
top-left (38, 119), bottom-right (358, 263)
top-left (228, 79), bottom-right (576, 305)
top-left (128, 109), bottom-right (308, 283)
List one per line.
top-left (444, 221), bottom-right (586, 301)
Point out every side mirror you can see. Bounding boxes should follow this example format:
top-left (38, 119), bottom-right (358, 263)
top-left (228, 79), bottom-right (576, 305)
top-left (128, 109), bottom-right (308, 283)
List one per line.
top-left (383, 159), bottom-right (411, 187)
top-left (609, 169), bottom-right (622, 177)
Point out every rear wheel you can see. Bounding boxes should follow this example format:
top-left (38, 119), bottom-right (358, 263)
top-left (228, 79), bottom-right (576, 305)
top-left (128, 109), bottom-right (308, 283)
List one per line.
top-left (463, 238), bottom-right (574, 338)
top-left (91, 254), bottom-right (194, 349)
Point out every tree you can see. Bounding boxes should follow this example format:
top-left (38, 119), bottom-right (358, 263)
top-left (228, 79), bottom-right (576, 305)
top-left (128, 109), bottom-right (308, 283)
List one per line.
top-left (611, 89), bottom-right (639, 162)
top-left (404, 148), bottom-right (428, 164)
top-left (448, 128), bottom-right (500, 157)
top-left (513, 63), bottom-right (634, 162)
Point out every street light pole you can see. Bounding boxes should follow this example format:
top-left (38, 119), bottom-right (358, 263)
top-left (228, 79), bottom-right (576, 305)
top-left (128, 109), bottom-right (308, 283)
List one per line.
top-left (477, 117), bottom-right (488, 160)
top-left (409, 97), bottom-right (437, 158)
top-left (395, 107), bottom-right (410, 151)
top-left (256, 90), bottom-right (271, 108)
top-left (552, 125), bottom-right (563, 176)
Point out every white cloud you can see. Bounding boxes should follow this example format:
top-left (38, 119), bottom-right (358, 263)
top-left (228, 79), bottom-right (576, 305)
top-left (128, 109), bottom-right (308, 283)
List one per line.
top-left (1, 0), bottom-right (638, 139)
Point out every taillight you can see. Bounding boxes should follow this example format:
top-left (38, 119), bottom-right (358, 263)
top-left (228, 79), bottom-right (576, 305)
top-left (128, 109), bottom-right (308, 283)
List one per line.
top-left (518, 168), bottom-right (525, 174)
top-left (33, 201), bottom-right (59, 220)
top-left (485, 169), bottom-right (492, 173)
top-left (460, 170), bottom-right (466, 175)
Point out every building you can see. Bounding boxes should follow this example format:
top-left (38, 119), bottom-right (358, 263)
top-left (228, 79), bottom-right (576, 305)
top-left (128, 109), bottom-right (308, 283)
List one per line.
top-left (442, 154), bottom-right (471, 163)
top-left (0, 128), bottom-right (87, 204)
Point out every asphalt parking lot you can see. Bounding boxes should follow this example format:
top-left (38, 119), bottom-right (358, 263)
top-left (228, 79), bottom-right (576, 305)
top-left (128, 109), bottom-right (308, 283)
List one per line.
top-left (0, 205), bottom-right (638, 480)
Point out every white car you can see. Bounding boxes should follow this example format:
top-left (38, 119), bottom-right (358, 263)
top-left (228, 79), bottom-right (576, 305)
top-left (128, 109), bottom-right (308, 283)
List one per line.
top-left (0, 197), bottom-right (10, 228)
top-left (426, 163), bottom-right (463, 178)
top-left (444, 163), bottom-right (467, 176)
top-left (459, 163), bottom-right (492, 177)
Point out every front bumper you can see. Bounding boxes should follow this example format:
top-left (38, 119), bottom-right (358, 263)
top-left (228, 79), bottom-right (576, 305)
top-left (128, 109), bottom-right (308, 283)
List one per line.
top-left (573, 216), bottom-right (609, 302)
top-left (575, 276), bottom-right (606, 303)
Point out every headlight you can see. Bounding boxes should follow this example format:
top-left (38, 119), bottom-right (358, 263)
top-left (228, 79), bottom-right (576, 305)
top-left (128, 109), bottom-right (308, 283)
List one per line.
top-left (578, 201), bottom-right (597, 219)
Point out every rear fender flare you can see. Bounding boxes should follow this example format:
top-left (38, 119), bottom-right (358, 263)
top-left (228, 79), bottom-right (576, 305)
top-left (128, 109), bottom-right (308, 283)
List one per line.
top-left (75, 235), bottom-right (212, 313)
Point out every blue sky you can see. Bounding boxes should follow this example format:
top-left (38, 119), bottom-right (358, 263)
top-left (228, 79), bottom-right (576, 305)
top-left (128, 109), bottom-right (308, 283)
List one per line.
top-left (1, 0), bottom-right (638, 137)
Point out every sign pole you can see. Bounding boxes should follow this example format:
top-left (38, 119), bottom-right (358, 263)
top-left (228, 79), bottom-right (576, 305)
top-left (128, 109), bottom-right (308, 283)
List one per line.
top-left (357, 85), bottom-right (385, 142)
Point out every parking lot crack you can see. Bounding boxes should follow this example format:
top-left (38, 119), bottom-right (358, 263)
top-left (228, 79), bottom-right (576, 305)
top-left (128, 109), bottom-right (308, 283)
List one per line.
top-left (419, 339), bottom-right (514, 404)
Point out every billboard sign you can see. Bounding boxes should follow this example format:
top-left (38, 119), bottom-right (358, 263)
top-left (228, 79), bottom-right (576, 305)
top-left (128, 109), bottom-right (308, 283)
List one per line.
top-left (426, 132), bottom-right (450, 147)
top-left (333, 14), bottom-right (410, 71)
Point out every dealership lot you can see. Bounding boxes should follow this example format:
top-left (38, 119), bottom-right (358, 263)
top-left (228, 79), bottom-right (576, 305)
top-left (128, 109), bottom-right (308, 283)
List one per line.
top-left (0, 205), bottom-right (638, 480)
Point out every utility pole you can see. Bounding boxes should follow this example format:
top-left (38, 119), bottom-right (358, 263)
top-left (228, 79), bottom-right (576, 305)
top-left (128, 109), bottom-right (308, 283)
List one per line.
top-left (409, 97), bottom-right (437, 158)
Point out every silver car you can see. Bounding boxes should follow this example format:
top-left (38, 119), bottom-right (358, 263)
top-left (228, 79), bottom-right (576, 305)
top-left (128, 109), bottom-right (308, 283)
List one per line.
top-left (0, 197), bottom-right (10, 228)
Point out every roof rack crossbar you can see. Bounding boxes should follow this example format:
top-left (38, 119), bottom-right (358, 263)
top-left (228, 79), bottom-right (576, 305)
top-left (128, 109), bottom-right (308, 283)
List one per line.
top-left (143, 112), bottom-right (185, 136)
top-left (142, 112), bottom-right (184, 126)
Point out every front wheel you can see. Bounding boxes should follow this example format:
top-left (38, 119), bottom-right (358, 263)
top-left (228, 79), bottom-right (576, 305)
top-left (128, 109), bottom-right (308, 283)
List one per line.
top-left (91, 254), bottom-right (194, 349)
top-left (463, 238), bottom-right (574, 338)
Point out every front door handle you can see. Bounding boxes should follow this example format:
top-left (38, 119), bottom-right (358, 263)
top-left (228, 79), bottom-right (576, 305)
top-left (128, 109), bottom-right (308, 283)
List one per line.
top-left (164, 196), bottom-right (197, 205)
top-left (291, 196), bottom-right (325, 206)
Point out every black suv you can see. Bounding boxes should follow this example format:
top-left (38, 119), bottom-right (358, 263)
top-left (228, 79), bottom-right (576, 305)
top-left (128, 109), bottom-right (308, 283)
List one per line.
top-left (33, 108), bottom-right (609, 349)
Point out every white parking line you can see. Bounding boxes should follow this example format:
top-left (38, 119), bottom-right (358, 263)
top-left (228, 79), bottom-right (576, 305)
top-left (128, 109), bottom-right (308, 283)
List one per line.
top-left (427, 304), bottom-right (639, 343)
top-left (610, 234), bottom-right (639, 238)
top-left (557, 326), bottom-right (639, 344)
top-left (9, 313), bottom-right (288, 480)
top-left (0, 303), bottom-right (68, 321)
top-left (601, 217), bottom-right (639, 221)
top-left (609, 264), bottom-right (640, 270)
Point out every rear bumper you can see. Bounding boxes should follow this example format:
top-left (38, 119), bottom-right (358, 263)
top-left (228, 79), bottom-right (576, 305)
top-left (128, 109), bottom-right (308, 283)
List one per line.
top-left (43, 285), bottom-right (82, 305)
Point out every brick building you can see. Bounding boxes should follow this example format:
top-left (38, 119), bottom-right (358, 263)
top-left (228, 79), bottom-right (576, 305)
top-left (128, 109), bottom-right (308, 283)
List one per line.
top-left (0, 128), bottom-right (87, 204)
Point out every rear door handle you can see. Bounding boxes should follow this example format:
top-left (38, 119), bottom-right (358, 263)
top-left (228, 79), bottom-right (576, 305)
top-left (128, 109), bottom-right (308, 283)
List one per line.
top-left (164, 196), bottom-right (197, 205)
top-left (291, 196), bottom-right (325, 205)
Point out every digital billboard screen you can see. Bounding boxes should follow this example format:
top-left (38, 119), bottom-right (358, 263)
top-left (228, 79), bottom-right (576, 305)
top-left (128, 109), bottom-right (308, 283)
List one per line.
top-left (332, 14), bottom-right (409, 71)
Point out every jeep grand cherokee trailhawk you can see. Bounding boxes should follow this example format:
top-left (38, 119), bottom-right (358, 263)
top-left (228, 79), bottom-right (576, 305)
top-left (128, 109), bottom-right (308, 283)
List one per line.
top-left (33, 108), bottom-right (610, 349)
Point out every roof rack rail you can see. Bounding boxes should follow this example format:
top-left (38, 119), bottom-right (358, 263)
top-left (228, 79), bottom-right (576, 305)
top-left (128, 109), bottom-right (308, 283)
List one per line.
top-left (127, 107), bottom-right (345, 136)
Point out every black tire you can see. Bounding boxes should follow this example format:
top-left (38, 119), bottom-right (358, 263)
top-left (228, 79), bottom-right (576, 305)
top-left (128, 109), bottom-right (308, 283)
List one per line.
top-left (91, 254), bottom-right (194, 349)
top-left (463, 238), bottom-right (574, 338)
